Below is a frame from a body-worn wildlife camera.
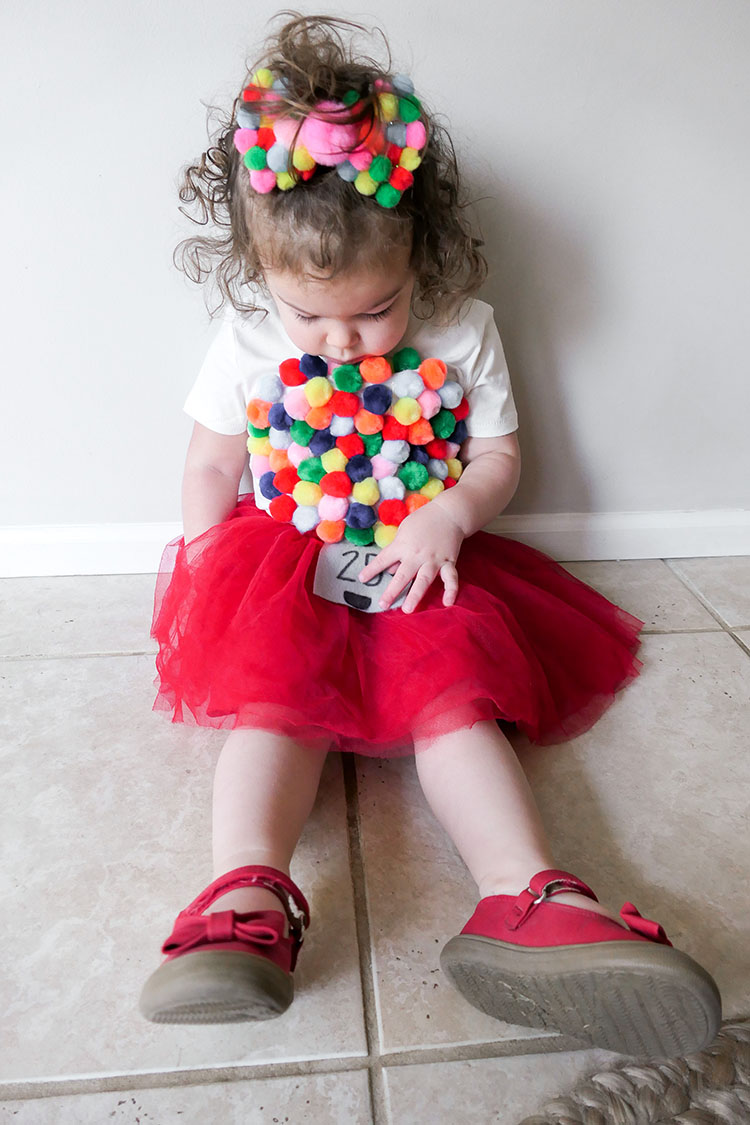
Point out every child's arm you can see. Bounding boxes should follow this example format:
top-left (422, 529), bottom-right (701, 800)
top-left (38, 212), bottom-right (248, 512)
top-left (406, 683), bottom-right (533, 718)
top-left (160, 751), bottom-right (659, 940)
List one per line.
top-left (358, 432), bottom-right (521, 613)
top-left (182, 422), bottom-right (249, 543)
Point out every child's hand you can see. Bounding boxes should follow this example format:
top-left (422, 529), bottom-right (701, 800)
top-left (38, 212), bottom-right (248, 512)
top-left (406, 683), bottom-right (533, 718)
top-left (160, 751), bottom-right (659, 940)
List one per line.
top-left (357, 503), bottom-right (466, 613)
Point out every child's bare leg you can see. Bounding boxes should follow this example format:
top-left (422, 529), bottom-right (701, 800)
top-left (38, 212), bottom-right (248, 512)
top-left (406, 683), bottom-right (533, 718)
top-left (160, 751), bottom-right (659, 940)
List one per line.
top-left (207, 728), bottom-right (329, 924)
top-left (414, 720), bottom-right (624, 923)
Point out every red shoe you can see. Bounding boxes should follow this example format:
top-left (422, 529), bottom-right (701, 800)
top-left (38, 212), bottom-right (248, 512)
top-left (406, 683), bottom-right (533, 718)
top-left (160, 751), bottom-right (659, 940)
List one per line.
top-left (440, 869), bottom-right (722, 1058)
top-left (139, 865), bottom-right (310, 1024)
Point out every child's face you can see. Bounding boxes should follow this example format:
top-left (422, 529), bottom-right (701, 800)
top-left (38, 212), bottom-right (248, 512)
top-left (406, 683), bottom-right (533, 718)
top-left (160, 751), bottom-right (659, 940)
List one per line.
top-left (264, 250), bottom-right (415, 365)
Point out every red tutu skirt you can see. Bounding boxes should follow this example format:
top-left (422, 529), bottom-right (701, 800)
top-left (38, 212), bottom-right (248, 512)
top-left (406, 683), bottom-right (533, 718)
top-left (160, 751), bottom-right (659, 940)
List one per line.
top-left (151, 495), bottom-right (643, 756)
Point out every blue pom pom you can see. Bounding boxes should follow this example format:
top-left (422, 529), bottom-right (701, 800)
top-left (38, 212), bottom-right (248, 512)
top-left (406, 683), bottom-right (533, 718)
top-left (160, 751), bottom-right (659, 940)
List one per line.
top-left (267, 142), bottom-right (290, 173)
top-left (386, 122), bottom-right (407, 147)
top-left (453, 419), bottom-right (468, 444)
top-left (362, 384), bottom-right (392, 415)
top-left (345, 454), bottom-right (373, 482)
top-left (259, 471), bottom-right (282, 500)
top-left (346, 502), bottom-right (377, 529)
top-left (237, 105), bottom-right (261, 129)
top-left (392, 74), bottom-right (415, 95)
top-left (309, 428), bottom-right (336, 455)
top-left (412, 446), bottom-right (429, 465)
top-left (300, 354), bottom-right (328, 378)
top-left (268, 402), bottom-right (292, 429)
top-left (336, 160), bottom-right (358, 182)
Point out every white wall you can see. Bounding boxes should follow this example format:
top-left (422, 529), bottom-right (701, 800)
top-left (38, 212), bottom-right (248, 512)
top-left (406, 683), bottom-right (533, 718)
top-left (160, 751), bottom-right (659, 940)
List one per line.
top-left (2, 1), bottom-right (749, 569)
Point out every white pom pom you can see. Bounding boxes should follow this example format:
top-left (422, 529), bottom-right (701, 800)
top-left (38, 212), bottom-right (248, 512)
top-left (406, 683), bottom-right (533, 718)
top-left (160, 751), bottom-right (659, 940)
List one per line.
top-left (389, 370), bottom-right (424, 398)
top-left (269, 427), bottom-right (292, 449)
top-left (292, 505), bottom-right (321, 533)
top-left (267, 142), bottom-right (290, 173)
top-left (330, 414), bottom-right (356, 436)
top-left (427, 458), bottom-right (449, 480)
top-left (378, 475), bottom-right (406, 500)
top-left (380, 439), bottom-right (410, 464)
top-left (255, 374), bottom-right (284, 402)
top-left (438, 381), bottom-right (464, 409)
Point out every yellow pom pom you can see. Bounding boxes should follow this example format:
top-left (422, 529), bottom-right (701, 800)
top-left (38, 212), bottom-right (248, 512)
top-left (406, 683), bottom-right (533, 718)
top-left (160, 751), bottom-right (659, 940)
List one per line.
top-left (399, 147), bottom-right (422, 171)
top-left (293, 146), bottom-right (316, 172)
top-left (321, 448), bottom-right (347, 473)
top-left (446, 458), bottom-right (463, 480)
top-left (374, 521), bottom-right (398, 548)
top-left (420, 478), bottom-right (445, 499)
top-left (378, 92), bottom-right (399, 121)
top-left (393, 396), bottom-right (422, 425)
top-left (304, 376), bottom-right (334, 407)
top-left (352, 477), bottom-right (380, 506)
top-left (259, 115), bottom-right (275, 129)
top-left (252, 68), bottom-right (274, 89)
top-left (354, 171), bottom-right (378, 196)
top-left (293, 481), bottom-right (323, 506)
top-left (276, 171), bottom-right (296, 191)
top-left (248, 436), bottom-right (272, 455)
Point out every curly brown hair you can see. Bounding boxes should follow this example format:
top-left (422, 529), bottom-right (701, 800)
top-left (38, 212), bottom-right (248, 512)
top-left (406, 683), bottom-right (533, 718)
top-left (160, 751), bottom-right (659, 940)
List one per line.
top-left (175, 12), bottom-right (487, 321)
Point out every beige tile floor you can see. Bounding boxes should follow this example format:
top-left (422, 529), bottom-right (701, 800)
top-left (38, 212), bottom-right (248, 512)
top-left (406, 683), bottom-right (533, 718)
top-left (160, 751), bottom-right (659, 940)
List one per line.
top-left (1, 556), bottom-right (748, 1124)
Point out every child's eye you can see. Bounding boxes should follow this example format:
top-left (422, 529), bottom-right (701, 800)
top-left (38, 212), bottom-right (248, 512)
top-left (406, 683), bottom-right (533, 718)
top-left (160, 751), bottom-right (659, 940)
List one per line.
top-left (294, 313), bottom-right (317, 323)
top-left (364, 305), bottom-right (393, 321)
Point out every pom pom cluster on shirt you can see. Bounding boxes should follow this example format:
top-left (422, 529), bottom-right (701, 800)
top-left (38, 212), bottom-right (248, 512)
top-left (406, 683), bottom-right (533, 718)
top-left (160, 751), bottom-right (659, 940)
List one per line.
top-left (246, 348), bottom-right (469, 546)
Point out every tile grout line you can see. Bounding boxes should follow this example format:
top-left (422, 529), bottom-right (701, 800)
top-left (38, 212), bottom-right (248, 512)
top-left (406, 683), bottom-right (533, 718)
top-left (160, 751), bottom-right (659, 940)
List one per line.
top-left (341, 754), bottom-right (388, 1125)
top-left (663, 561), bottom-right (750, 656)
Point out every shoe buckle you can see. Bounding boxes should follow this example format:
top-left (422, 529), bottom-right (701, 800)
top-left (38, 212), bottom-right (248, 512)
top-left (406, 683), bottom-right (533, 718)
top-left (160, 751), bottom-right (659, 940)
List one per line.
top-left (255, 876), bottom-right (308, 943)
top-left (530, 878), bottom-right (570, 905)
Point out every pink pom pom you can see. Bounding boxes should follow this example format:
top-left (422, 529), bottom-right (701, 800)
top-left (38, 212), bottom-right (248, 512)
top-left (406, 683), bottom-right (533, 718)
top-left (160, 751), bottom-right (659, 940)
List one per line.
top-left (273, 118), bottom-right (298, 149)
top-left (299, 101), bottom-right (359, 165)
top-left (251, 454), bottom-right (271, 478)
top-left (445, 441), bottom-right (461, 459)
top-left (249, 168), bottom-right (277, 193)
top-left (287, 442), bottom-right (309, 467)
top-left (371, 454), bottom-right (398, 479)
top-left (284, 386), bottom-right (310, 421)
top-left (233, 128), bottom-right (259, 154)
top-left (318, 494), bottom-right (349, 521)
top-left (405, 120), bottom-right (426, 150)
top-left (417, 389), bottom-right (442, 419)
top-left (350, 148), bottom-right (374, 171)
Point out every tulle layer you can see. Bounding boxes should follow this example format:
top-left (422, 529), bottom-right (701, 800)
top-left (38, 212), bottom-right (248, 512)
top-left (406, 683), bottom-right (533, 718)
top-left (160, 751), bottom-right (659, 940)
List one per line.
top-left (151, 495), bottom-right (643, 756)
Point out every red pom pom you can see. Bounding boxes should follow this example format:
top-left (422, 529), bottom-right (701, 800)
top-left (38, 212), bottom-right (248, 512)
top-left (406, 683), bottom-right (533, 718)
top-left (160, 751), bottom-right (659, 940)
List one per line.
top-left (257, 127), bottom-right (276, 150)
top-left (389, 167), bottom-right (414, 191)
top-left (242, 87), bottom-right (263, 103)
top-left (300, 168), bottom-right (316, 180)
top-left (425, 438), bottom-right (449, 459)
top-left (269, 494), bottom-right (296, 521)
top-left (382, 415), bottom-right (409, 441)
top-left (386, 143), bottom-right (403, 164)
top-left (336, 433), bottom-right (365, 458)
top-left (378, 499), bottom-right (408, 526)
top-left (330, 390), bottom-right (360, 417)
top-left (443, 477), bottom-right (457, 489)
top-left (279, 358), bottom-right (306, 386)
top-left (273, 466), bottom-right (300, 494)
top-left (452, 397), bottom-right (469, 421)
top-left (320, 471), bottom-right (353, 497)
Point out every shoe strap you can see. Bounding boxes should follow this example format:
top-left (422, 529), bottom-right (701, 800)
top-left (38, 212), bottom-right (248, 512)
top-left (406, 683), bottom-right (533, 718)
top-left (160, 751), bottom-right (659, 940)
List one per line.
top-left (505, 869), bottom-right (598, 931)
top-left (181, 865), bottom-right (311, 947)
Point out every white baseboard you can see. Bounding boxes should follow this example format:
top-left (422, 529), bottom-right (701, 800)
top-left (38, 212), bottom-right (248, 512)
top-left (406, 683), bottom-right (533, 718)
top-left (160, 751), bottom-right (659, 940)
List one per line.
top-left (1, 510), bottom-right (748, 577)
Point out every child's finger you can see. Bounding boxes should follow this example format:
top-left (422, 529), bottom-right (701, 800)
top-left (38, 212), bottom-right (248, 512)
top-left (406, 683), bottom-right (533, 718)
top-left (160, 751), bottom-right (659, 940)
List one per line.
top-left (440, 561), bottom-right (460, 606)
top-left (358, 549), bottom-right (395, 584)
top-left (378, 562), bottom-right (417, 609)
top-left (400, 563), bottom-right (440, 614)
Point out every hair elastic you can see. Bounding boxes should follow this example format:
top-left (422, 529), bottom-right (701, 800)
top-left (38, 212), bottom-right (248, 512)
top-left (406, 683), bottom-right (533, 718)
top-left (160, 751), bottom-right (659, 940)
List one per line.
top-left (233, 69), bottom-right (427, 209)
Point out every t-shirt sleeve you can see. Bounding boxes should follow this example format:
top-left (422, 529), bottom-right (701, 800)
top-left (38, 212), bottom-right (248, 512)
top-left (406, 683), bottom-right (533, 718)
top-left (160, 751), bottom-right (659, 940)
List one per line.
top-left (460, 303), bottom-right (519, 438)
top-left (183, 319), bottom-right (249, 436)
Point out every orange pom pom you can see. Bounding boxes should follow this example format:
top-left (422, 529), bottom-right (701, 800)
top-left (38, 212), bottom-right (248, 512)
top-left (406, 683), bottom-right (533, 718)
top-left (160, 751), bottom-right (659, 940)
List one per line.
top-left (419, 358), bottom-right (447, 390)
top-left (316, 519), bottom-right (346, 543)
top-left (360, 356), bottom-right (392, 383)
top-left (354, 408), bottom-right (385, 434)
top-left (405, 493), bottom-right (430, 514)
top-left (306, 405), bottom-right (334, 430)
top-left (246, 398), bottom-right (271, 428)
top-left (407, 418), bottom-right (434, 445)
top-left (268, 449), bottom-right (290, 472)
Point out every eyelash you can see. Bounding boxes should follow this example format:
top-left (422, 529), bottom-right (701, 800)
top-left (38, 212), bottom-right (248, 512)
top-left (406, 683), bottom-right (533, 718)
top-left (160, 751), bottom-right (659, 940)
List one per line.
top-left (294, 306), bottom-right (394, 324)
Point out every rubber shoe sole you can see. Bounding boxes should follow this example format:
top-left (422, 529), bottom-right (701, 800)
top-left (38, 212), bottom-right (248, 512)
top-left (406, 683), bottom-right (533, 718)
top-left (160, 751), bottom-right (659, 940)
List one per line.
top-left (440, 934), bottom-right (722, 1058)
top-left (139, 950), bottom-right (293, 1024)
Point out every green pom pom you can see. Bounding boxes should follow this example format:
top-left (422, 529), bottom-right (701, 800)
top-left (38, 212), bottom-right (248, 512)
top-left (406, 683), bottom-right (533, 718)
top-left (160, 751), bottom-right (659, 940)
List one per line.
top-left (333, 364), bottom-right (362, 392)
top-left (297, 456), bottom-right (326, 483)
top-left (345, 525), bottom-right (375, 546)
top-left (361, 432), bottom-right (384, 456)
top-left (398, 95), bottom-right (421, 123)
top-left (290, 420), bottom-right (315, 445)
top-left (431, 409), bottom-right (457, 439)
top-left (342, 89), bottom-right (359, 106)
top-left (392, 346), bottom-right (421, 372)
top-left (398, 461), bottom-right (429, 489)
top-left (369, 155), bottom-right (392, 183)
top-left (246, 145), bottom-right (268, 170)
top-left (247, 423), bottom-right (270, 438)
top-left (376, 183), bottom-right (401, 208)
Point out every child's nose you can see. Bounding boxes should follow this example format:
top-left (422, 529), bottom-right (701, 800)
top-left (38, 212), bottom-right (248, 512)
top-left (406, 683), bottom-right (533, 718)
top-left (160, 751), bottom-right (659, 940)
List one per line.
top-left (326, 320), bottom-right (358, 349)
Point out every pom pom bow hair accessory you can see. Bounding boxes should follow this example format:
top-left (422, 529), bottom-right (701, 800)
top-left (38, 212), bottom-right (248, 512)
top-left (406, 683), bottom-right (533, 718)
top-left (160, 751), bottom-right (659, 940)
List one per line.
top-left (233, 68), bottom-right (428, 208)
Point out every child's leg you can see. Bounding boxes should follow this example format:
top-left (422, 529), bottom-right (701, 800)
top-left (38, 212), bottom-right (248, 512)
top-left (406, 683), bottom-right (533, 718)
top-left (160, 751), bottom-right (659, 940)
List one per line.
top-left (207, 728), bottom-right (329, 922)
top-left (414, 720), bottom-right (623, 922)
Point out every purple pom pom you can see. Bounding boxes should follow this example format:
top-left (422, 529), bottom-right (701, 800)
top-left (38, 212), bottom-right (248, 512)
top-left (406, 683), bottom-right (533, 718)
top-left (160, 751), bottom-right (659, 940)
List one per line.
top-left (259, 471), bottom-right (282, 500)
top-left (362, 384), bottom-right (392, 415)
top-left (411, 446), bottom-right (429, 466)
top-left (346, 502), bottom-right (377, 529)
top-left (300, 354), bottom-right (328, 378)
top-left (452, 419), bottom-right (468, 444)
top-left (309, 428), bottom-right (336, 455)
top-left (268, 402), bottom-right (292, 429)
top-left (345, 454), bottom-right (373, 482)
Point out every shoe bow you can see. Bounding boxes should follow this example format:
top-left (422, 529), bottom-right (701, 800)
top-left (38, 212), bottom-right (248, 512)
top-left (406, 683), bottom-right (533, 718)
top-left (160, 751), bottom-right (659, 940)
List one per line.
top-left (161, 909), bottom-right (282, 955)
top-left (620, 902), bottom-right (672, 946)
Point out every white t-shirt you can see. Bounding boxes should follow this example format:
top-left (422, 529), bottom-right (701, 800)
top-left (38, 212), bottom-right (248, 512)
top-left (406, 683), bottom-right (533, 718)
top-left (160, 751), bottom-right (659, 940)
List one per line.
top-left (184, 296), bottom-right (519, 502)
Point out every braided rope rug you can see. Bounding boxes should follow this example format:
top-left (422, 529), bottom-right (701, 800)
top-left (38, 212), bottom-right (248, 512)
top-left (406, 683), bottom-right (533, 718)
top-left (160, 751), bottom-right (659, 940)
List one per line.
top-left (518, 1019), bottom-right (750, 1125)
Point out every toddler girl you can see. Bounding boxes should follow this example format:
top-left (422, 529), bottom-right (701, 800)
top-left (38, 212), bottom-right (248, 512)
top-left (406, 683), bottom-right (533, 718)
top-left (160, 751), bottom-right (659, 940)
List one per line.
top-left (140, 13), bottom-right (721, 1057)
